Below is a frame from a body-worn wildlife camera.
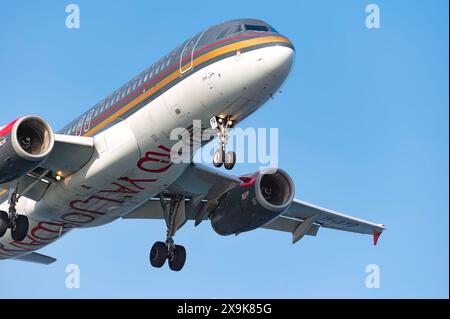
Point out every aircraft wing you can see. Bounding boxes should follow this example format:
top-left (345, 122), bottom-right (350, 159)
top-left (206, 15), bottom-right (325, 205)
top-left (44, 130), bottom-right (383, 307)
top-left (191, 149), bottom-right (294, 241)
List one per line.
top-left (123, 163), bottom-right (385, 245)
top-left (0, 134), bottom-right (94, 202)
top-left (262, 199), bottom-right (385, 244)
top-left (40, 134), bottom-right (94, 176)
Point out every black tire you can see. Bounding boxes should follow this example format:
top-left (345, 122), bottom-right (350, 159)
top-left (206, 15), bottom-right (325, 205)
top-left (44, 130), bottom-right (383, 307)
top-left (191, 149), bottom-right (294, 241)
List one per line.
top-left (168, 245), bottom-right (186, 272)
top-left (11, 215), bottom-right (29, 242)
top-left (0, 211), bottom-right (9, 238)
top-left (149, 241), bottom-right (168, 268)
top-left (213, 149), bottom-right (225, 167)
top-left (224, 151), bottom-right (236, 170)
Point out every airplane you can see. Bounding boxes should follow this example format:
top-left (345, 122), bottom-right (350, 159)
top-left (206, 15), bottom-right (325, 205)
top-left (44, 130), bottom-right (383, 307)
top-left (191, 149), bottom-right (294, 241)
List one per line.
top-left (0, 18), bottom-right (385, 271)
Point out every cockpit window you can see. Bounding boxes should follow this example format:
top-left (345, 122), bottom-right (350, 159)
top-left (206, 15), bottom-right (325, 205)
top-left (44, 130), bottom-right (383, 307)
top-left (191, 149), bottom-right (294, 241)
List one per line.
top-left (216, 27), bottom-right (230, 40)
top-left (244, 24), bottom-right (269, 32)
top-left (215, 22), bottom-right (275, 40)
top-left (216, 25), bottom-right (244, 40)
top-left (230, 24), bottom-right (244, 34)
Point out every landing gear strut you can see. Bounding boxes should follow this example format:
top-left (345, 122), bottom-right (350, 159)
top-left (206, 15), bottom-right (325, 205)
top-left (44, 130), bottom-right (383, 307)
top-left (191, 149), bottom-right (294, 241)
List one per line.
top-left (211, 115), bottom-right (236, 170)
top-left (0, 186), bottom-right (29, 241)
top-left (149, 194), bottom-right (187, 271)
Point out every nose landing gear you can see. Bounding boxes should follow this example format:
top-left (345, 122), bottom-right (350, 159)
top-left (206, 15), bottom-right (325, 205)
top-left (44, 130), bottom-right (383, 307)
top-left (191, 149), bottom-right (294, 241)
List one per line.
top-left (211, 115), bottom-right (236, 170)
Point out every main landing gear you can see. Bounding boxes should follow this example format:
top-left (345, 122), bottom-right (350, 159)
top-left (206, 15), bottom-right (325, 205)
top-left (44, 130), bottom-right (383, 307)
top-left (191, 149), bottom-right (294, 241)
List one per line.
top-left (211, 115), bottom-right (236, 170)
top-left (149, 194), bottom-right (187, 271)
top-left (0, 187), bottom-right (29, 241)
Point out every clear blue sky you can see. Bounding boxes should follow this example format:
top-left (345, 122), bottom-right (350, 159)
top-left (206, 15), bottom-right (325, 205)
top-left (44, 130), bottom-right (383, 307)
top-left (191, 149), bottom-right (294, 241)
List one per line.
top-left (0, 0), bottom-right (448, 298)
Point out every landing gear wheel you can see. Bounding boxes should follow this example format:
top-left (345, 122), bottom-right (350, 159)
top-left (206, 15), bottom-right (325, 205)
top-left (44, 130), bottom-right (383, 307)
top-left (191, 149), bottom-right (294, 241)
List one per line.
top-left (168, 245), bottom-right (186, 272)
top-left (213, 149), bottom-right (225, 167)
top-left (211, 115), bottom-right (236, 170)
top-left (149, 241), bottom-right (168, 268)
top-left (224, 151), bottom-right (236, 170)
top-left (150, 195), bottom-right (188, 271)
top-left (11, 215), bottom-right (29, 241)
top-left (0, 211), bottom-right (8, 238)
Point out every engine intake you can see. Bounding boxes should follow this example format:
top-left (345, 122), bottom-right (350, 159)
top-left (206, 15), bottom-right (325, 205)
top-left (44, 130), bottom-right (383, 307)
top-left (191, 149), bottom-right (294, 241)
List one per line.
top-left (0, 116), bottom-right (55, 184)
top-left (210, 168), bottom-right (295, 236)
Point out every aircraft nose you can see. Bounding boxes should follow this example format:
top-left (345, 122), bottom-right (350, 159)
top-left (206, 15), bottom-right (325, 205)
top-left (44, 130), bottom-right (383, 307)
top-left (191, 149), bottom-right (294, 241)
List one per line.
top-left (255, 42), bottom-right (295, 97)
top-left (261, 44), bottom-right (295, 80)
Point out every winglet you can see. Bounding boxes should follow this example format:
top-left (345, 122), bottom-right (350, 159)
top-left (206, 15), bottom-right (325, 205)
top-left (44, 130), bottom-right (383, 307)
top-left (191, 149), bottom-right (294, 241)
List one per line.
top-left (373, 231), bottom-right (382, 246)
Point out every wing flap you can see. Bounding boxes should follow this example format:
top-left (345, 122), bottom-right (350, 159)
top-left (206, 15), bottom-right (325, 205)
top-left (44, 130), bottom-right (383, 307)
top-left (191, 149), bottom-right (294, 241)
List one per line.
top-left (262, 215), bottom-right (319, 237)
top-left (123, 199), bottom-right (164, 219)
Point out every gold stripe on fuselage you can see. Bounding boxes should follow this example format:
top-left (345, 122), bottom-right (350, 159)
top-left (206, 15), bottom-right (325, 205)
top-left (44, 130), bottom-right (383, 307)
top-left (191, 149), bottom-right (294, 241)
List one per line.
top-left (83, 35), bottom-right (291, 137)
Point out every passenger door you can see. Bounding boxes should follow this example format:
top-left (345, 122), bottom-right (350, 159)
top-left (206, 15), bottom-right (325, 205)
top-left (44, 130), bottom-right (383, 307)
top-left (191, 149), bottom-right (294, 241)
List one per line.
top-left (179, 30), bottom-right (206, 74)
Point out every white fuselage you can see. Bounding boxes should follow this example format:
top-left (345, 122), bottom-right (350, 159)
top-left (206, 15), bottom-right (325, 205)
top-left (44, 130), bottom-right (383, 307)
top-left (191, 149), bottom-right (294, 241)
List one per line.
top-left (0, 45), bottom-right (294, 260)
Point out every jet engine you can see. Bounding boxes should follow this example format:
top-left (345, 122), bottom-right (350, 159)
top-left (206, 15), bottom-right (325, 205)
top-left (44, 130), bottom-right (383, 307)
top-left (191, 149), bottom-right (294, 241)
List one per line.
top-left (210, 168), bottom-right (295, 235)
top-left (0, 116), bottom-right (55, 184)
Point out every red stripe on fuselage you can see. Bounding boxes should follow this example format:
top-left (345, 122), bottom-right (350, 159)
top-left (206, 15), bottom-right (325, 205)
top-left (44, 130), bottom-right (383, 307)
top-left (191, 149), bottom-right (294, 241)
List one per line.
top-left (0, 118), bottom-right (19, 137)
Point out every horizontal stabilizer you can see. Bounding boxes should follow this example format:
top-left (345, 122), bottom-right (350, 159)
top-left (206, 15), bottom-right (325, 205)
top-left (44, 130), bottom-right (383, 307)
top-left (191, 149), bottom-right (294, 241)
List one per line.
top-left (13, 252), bottom-right (56, 265)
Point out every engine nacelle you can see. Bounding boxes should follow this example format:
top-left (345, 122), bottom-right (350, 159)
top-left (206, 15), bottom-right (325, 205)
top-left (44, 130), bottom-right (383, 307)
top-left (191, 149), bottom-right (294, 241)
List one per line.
top-left (0, 116), bottom-right (55, 184)
top-left (210, 168), bottom-right (295, 236)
